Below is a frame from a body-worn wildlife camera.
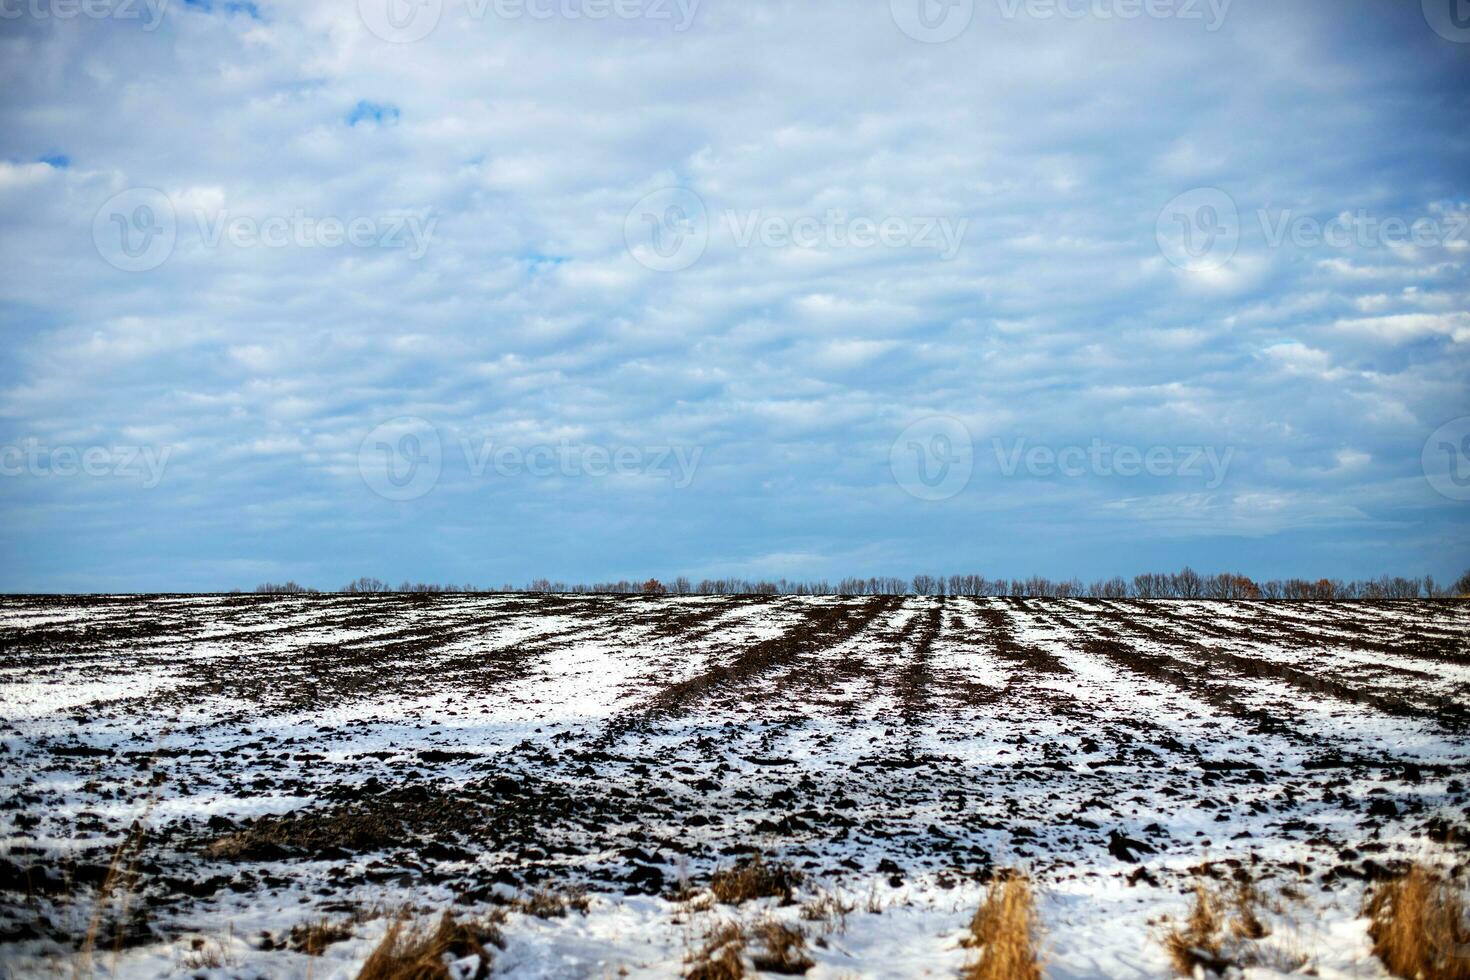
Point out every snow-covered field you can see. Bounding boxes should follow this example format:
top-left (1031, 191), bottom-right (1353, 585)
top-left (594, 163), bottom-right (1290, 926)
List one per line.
top-left (1, 594), bottom-right (1467, 978)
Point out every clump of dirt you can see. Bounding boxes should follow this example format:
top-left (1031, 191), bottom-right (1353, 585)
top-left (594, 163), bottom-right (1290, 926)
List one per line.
top-left (206, 808), bottom-right (402, 859)
top-left (201, 777), bottom-right (588, 861)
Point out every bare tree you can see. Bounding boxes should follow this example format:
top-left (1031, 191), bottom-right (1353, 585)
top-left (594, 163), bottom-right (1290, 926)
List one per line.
top-left (1174, 567), bottom-right (1203, 598)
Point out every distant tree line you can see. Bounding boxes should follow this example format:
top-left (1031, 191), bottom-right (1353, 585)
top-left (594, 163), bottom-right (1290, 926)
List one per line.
top-left (250, 567), bottom-right (1470, 599)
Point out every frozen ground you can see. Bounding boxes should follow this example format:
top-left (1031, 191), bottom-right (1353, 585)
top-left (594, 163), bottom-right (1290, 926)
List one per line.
top-left (1, 593), bottom-right (1467, 978)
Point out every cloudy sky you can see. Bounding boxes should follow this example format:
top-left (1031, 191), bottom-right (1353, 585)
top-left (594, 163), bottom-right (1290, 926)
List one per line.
top-left (1, 0), bottom-right (1467, 592)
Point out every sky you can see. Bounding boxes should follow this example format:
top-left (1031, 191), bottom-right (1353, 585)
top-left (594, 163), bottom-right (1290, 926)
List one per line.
top-left (0, 0), bottom-right (1467, 593)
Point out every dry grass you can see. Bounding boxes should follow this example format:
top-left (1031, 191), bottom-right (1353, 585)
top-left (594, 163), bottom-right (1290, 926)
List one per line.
top-left (289, 916), bottom-right (357, 955)
top-left (799, 890), bottom-right (853, 935)
top-left (510, 886), bottom-right (590, 919)
top-left (356, 910), bottom-right (505, 980)
top-left (77, 818), bottom-right (153, 975)
top-left (750, 920), bottom-right (814, 975)
top-left (1162, 875), bottom-right (1287, 976)
top-left (1163, 882), bottom-right (1231, 975)
top-left (961, 872), bottom-right (1042, 980)
top-left (709, 855), bottom-right (802, 906)
top-left (1365, 865), bottom-right (1470, 980)
top-left (1229, 879), bottom-right (1269, 941)
top-left (685, 921), bottom-right (746, 980)
top-left (181, 935), bottom-right (232, 971)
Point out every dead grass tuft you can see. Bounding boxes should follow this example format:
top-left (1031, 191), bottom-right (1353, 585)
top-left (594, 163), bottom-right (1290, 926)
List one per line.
top-left (961, 871), bottom-right (1042, 980)
top-left (799, 890), bottom-right (853, 935)
top-left (1163, 882), bottom-right (1231, 975)
top-left (355, 910), bottom-right (505, 980)
top-left (750, 920), bottom-right (813, 975)
top-left (1162, 874), bottom-right (1286, 976)
top-left (709, 855), bottom-right (802, 906)
top-left (685, 921), bottom-right (746, 980)
top-left (1365, 865), bottom-right (1470, 980)
top-left (1229, 879), bottom-right (1269, 941)
top-left (510, 886), bottom-right (590, 919)
top-left (181, 935), bottom-right (232, 971)
top-left (289, 917), bottom-right (356, 956)
top-left (79, 818), bottom-right (154, 970)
